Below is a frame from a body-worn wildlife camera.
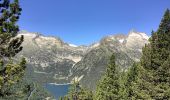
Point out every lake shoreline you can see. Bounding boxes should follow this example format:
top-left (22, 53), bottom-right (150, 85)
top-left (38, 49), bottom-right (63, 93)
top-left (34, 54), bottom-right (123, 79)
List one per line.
top-left (49, 83), bottom-right (72, 86)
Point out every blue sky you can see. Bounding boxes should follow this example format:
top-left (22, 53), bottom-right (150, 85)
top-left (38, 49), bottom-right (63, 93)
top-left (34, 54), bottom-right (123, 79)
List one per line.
top-left (18, 0), bottom-right (170, 45)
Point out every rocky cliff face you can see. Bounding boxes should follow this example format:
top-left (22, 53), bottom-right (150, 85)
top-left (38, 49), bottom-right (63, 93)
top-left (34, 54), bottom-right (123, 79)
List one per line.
top-left (16, 30), bottom-right (149, 89)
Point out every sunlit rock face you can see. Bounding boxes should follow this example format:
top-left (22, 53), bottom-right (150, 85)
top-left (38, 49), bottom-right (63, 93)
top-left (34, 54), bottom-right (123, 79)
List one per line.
top-left (16, 30), bottom-right (149, 90)
top-left (126, 30), bottom-right (149, 50)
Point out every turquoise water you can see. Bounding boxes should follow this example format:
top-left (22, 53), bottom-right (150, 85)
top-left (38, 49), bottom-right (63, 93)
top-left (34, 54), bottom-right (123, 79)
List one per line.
top-left (45, 84), bottom-right (70, 100)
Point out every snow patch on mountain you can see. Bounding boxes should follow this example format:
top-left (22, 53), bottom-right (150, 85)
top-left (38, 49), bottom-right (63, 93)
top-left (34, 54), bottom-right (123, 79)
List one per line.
top-left (139, 32), bottom-right (149, 40)
top-left (119, 39), bottom-right (124, 43)
top-left (69, 44), bottom-right (78, 47)
top-left (91, 43), bottom-right (100, 48)
top-left (18, 33), bottom-right (38, 39)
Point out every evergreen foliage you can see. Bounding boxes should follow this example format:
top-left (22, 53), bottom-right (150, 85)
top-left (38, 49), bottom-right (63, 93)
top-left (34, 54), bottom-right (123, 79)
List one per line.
top-left (140, 9), bottom-right (170, 99)
top-left (0, 0), bottom-right (26, 97)
top-left (125, 63), bottom-right (140, 99)
top-left (95, 54), bottom-right (120, 100)
top-left (0, 78), bottom-right (55, 100)
top-left (125, 63), bottom-right (153, 99)
top-left (0, 0), bottom-right (23, 57)
top-left (60, 81), bottom-right (93, 100)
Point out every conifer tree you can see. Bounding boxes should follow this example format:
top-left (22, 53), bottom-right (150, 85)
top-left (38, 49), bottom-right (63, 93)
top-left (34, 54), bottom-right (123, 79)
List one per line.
top-left (149, 9), bottom-right (170, 99)
top-left (125, 63), bottom-right (153, 99)
top-left (95, 54), bottom-right (120, 100)
top-left (0, 0), bottom-right (23, 57)
top-left (126, 63), bottom-right (139, 99)
top-left (61, 80), bottom-right (93, 100)
top-left (0, 0), bottom-right (26, 97)
top-left (118, 71), bottom-right (128, 99)
top-left (140, 9), bottom-right (170, 99)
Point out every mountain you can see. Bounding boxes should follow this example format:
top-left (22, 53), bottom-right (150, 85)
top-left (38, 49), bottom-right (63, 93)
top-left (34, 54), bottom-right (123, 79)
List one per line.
top-left (70, 30), bottom-right (149, 89)
top-left (16, 31), bottom-right (87, 84)
top-left (16, 30), bottom-right (149, 90)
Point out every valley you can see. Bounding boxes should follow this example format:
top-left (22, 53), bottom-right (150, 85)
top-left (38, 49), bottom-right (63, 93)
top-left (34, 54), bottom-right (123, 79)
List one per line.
top-left (16, 30), bottom-right (149, 90)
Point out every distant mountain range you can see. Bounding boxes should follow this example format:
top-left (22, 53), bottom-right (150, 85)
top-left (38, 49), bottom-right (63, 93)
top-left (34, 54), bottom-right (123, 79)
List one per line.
top-left (16, 30), bottom-right (149, 90)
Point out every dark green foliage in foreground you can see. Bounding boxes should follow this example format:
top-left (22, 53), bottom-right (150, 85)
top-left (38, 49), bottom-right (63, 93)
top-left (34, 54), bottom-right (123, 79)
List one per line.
top-left (60, 82), bottom-right (93, 100)
top-left (125, 63), bottom-right (140, 99)
top-left (0, 78), bottom-right (54, 100)
top-left (0, 0), bottom-right (27, 97)
top-left (0, 0), bottom-right (23, 57)
top-left (0, 58), bottom-right (26, 96)
top-left (152, 9), bottom-right (170, 99)
top-left (139, 9), bottom-right (170, 99)
top-left (0, 79), bottom-right (32, 100)
top-left (28, 82), bottom-right (55, 100)
top-left (0, 0), bottom-right (54, 99)
top-left (95, 54), bottom-right (120, 100)
top-left (126, 63), bottom-right (154, 99)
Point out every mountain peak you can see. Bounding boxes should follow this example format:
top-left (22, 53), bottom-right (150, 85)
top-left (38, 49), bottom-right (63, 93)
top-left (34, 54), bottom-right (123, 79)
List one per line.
top-left (18, 31), bottom-right (65, 48)
top-left (126, 31), bottom-right (149, 49)
top-left (128, 30), bottom-right (149, 40)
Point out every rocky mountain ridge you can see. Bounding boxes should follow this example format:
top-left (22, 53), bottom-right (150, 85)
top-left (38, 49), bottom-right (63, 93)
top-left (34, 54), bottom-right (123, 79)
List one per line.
top-left (16, 30), bottom-right (149, 89)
